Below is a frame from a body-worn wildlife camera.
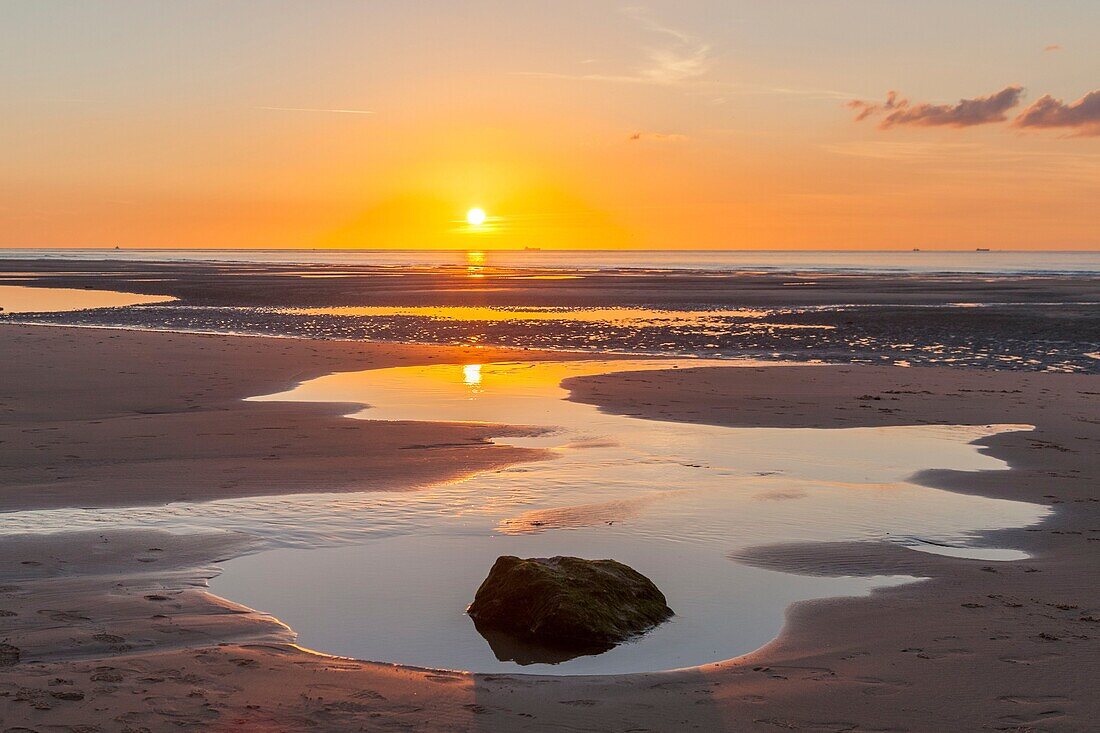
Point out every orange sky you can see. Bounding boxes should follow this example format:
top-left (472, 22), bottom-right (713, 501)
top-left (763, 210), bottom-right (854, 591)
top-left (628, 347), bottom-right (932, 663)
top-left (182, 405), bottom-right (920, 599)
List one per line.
top-left (1, 2), bottom-right (1097, 250)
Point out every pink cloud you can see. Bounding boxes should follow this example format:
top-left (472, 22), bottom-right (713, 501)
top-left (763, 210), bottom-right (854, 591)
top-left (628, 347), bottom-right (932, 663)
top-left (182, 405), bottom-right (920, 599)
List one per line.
top-left (850, 86), bottom-right (1024, 129)
top-left (1013, 90), bottom-right (1100, 137)
top-left (628, 131), bottom-right (689, 142)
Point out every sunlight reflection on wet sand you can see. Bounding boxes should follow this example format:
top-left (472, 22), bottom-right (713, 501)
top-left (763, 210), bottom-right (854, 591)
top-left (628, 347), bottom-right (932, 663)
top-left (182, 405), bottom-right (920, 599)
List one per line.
top-left (209, 360), bottom-right (1044, 673)
top-left (0, 359), bottom-right (1047, 674)
top-left (0, 284), bottom-right (172, 313)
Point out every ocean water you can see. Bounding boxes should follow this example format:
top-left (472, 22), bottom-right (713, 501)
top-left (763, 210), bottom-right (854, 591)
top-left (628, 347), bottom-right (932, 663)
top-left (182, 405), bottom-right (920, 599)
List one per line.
top-left (2, 248), bottom-right (1099, 274)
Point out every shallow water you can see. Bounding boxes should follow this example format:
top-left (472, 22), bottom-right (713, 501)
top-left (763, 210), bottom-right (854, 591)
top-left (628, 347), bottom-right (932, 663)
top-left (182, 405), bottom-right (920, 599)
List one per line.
top-left (212, 360), bottom-right (1043, 674)
top-left (19, 301), bottom-right (1094, 373)
top-left (0, 359), bottom-right (1047, 674)
top-left (4, 248), bottom-right (1099, 274)
top-left (279, 305), bottom-right (812, 329)
top-left (0, 284), bottom-right (171, 313)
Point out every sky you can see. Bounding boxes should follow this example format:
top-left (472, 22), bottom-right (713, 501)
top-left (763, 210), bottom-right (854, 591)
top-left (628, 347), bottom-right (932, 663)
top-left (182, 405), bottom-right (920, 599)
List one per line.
top-left (1, 0), bottom-right (1097, 250)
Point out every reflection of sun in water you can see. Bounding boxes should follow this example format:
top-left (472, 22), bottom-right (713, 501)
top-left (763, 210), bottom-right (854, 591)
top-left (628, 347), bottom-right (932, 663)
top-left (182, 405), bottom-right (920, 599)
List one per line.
top-left (465, 250), bottom-right (485, 278)
top-left (466, 208), bottom-right (487, 226)
top-left (462, 363), bottom-right (482, 390)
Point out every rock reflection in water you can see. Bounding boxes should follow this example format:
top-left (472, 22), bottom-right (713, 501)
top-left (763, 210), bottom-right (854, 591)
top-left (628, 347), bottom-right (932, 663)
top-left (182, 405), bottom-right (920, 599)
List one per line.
top-left (471, 619), bottom-right (612, 666)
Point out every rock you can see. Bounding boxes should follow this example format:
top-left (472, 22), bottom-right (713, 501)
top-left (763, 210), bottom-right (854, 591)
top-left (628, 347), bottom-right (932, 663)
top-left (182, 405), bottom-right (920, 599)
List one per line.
top-left (467, 556), bottom-right (673, 650)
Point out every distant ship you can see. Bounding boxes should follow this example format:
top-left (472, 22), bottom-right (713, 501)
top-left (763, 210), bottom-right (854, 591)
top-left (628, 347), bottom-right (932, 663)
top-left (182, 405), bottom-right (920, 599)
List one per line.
top-left (976, 248), bottom-right (991, 252)
top-left (524, 246), bottom-right (542, 251)
top-left (912, 248), bottom-right (921, 252)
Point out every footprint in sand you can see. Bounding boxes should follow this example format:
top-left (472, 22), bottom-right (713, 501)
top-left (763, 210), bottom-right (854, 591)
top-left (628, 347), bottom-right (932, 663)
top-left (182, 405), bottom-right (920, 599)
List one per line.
top-left (0, 643), bottom-right (20, 666)
top-left (998, 694), bottom-right (1070, 705)
top-left (48, 690), bottom-right (84, 701)
top-left (39, 610), bottom-right (91, 622)
top-left (1000, 652), bottom-right (1062, 665)
top-left (89, 667), bottom-right (124, 683)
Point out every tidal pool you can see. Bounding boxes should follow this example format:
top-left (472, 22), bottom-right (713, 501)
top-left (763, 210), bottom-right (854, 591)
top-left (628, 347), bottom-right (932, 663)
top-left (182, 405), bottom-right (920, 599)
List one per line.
top-left (280, 305), bottom-right (772, 325)
top-left (0, 358), bottom-right (1046, 673)
top-left (0, 284), bottom-right (172, 313)
top-left (202, 360), bottom-right (1044, 674)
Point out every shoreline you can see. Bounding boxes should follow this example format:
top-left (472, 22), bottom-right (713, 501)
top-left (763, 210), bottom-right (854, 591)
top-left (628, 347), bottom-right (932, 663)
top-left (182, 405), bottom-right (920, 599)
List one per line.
top-left (1, 324), bottom-right (1097, 731)
top-left (0, 317), bottom-right (698, 365)
top-left (5, 256), bottom-right (1100, 307)
top-left (0, 325), bottom-right (602, 511)
top-left (3, 249), bottom-right (1099, 277)
top-left (5, 260), bottom-right (1098, 373)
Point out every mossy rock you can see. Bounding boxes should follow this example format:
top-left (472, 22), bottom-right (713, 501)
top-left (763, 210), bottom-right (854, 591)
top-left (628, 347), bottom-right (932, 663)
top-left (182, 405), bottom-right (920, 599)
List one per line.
top-left (467, 556), bottom-right (673, 649)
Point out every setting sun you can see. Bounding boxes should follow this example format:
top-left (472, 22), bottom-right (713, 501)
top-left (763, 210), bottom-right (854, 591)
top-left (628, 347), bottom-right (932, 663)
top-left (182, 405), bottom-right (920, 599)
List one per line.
top-left (466, 208), bottom-right (487, 227)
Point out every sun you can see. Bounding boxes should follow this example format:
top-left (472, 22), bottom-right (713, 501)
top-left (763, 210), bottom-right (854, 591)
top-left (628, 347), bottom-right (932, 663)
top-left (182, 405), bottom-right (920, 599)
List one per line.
top-left (466, 207), bottom-right (487, 227)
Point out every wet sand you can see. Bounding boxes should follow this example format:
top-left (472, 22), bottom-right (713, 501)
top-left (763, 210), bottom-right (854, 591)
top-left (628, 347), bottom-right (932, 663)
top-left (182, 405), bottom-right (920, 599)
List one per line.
top-left (3, 257), bottom-right (1099, 308)
top-left (4, 259), bottom-right (1097, 373)
top-left (1, 325), bottom-right (1098, 731)
top-left (0, 326), bottom-right (580, 511)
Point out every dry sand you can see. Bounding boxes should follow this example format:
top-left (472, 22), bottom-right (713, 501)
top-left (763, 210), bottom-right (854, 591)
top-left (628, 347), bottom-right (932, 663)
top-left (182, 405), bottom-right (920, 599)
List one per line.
top-left (1, 325), bottom-right (1097, 732)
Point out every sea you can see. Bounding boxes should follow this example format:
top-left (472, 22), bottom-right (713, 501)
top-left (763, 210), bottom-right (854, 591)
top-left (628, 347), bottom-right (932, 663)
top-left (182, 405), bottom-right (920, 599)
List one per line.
top-left (2, 248), bottom-right (1099, 274)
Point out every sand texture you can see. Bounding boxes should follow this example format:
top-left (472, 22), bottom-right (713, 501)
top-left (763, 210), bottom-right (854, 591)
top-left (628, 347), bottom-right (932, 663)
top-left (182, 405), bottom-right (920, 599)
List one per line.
top-left (1, 325), bottom-right (1098, 732)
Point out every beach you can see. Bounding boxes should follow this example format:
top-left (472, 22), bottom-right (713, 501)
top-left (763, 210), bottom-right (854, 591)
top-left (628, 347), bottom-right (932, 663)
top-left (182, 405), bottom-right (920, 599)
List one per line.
top-left (2, 323), bottom-right (1097, 731)
top-left (3, 258), bottom-right (1098, 374)
top-left (4, 0), bottom-right (1098, 726)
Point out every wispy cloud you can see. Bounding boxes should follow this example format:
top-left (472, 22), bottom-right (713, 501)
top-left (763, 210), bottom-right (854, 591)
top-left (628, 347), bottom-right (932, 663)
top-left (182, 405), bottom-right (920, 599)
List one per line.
top-left (514, 7), bottom-right (861, 102)
top-left (628, 131), bottom-right (688, 142)
top-left (822, 140), bottom-right (983, 161)
top-left (256, 106), bottom-right (374, 115)
top-left (848, 86), bottom-right (1024, 128)
top-left (1043, 44), bottom-right (1063, 52)
top-left (1014, 90), bottom-right (1100, 136)
top-left (762, 85), bottom-right (860, 101)
top-left (513, 70), bottom-right (860, 103)
top-left (823, 141), bottom-right (1100, 184)
top-left (619, 6), bottom-right (711, 83)
top-left (513, 6), bottom-right (710, 90)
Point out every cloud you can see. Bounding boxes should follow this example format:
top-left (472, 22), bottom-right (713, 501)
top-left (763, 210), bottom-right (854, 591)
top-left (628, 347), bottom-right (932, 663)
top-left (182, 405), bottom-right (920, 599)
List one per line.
top-left (1013, 90), bottom-right (1100, 136)
top-left (514, 70), bottom-right (857, 101)
top-left (820, 140), bottom-right (1100, 173)
top-left (628, 131), bottom-right (688, 142)
top-left (257, 106), bottom-right (374, 115)
top-left (849, 86), bottom-right (1024, 128)
top-left (822, 140), bottom-right (982, 161)
top-left (1043, 44), bottom-right (1062, 52)
top-left (514, 7), bottom-right (712, 90)
top-left (620, 6), bottom-right (711, 83)
top-left (515, 7), bottom-right (863, 101)
top-left (847, 90), bottom-right (903, 122)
